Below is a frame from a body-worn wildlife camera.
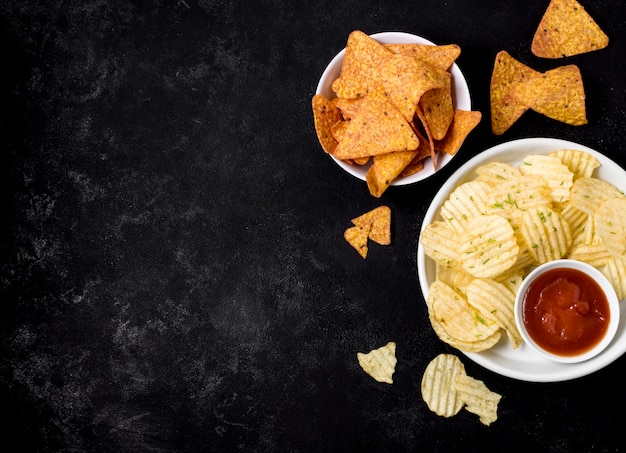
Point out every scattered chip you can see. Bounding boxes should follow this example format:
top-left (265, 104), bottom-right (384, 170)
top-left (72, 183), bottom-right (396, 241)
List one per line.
top-left (344, 223), bottom-right (371, 259)
top-left (351, 205), bottom-right (392, 245)
top-left (454, 374), bottom-right (502, 426)
top-left (421, 353), bottom-right (466, 417)
top-left (531, 0), bottom-right (609, 59)
top-left (357, 342), bottom-right (397, 384)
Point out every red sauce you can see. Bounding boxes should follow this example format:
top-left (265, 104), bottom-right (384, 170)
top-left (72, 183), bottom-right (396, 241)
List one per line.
top-left (522, 267), bottom-right (610, 357)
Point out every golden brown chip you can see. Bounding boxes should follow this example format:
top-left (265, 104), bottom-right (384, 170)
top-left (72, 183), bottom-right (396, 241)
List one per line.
top-left (366, 149), bottom-right (419, 198)
top-left (344, 223), bottom-right (371, 259)
top-left (385, 43), bottom-right (461, 70)
top-left (332, 30), bottom-right (392, 99)
top-left (512, 65), bottom-right (587, 126)
top-left (312, 94), bottom-right (343, 154)
top-left (420, 87), bottom-right (454, 140)
top-left (357, 342), bottom-right (397, 384)
top-left (490, 51), bottom-right (539, 135)
top-left (454, 374), bottom-right (502, 426)
top-left (435, 110), bottom-right (482, 156)
top-left (332, 85), bottom-right (419, 160)
top-left (351, 205), bottom-right (392, 245)
top-left (421, 353), bottom-right (466, 418)
top-left (531, 0), bottom-right (609, 59)
top-left (332, 97), bottom-right (364, 119)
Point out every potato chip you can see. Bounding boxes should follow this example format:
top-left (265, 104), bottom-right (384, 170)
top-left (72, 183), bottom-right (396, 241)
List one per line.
top-left (332, 85), bottom-right (419, 160)
top-left (474, 161), bottom-right (521, 186)
top-left (435, 264), bottom-right (475, 296)
top-left (421, 353), bottom-right (466, 417)
top-left (385, 43), bottom-right (461, 71)
top-left (568, 241), bottom-right (612, 267)
top-left (531, 0), bottom-right (609, 59)
top-left (439, 180), bottom-right (493, 234)
top-left (357, 342), bottom-right (397, 384)
top-left (428, 309), bottom-right (502, 352)
top-left (466, 278), bottom-right (522, 349)
top-left (332, 30), bottom-right (391, 99)
top-left (569, 177), bottom-right (625, 216)
top-left (311, 94), bottom-right (343, 154)
top-left (490, 51), bottom-right (539, 135)
top-left (594, 198), bottom-right (626, 259)
top-left (460, 214), bottom-right (519, 278)
top-left (454, 374), bottom-right (501, 426)
top-left (600, 257), bottom-right (626, 300)
top-left (435, 110), bottom-right (482, 156)
top-left (549, 149), bottom-right (600, 180)
top-left (485, 175), bottom-right (552, 218)
top-left (420, 220), bottom-right (462, 268)
top-left (344, 223), bottom-right (371, 259)
top-left (520, 206), bottom-right (572, 264)
top-left (420, 87), bottom-right (454, 140)
top-left (512, 65), bottom-right (587, 126)
top-left (518, 154), bottom-right (574, 203)
top-left (351, 205), bottom-right (391, 245)
top-left (366, 149), bottom-right (419, 198)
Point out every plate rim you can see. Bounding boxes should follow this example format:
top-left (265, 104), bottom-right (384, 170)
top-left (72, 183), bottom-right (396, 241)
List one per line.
top-left (315, 31), bottom-right (472, 186)
top-left (417, 137), bottom-right (626, 382)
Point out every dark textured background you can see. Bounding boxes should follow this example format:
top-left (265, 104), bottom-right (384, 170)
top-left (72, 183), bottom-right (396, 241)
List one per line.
top-left (2, 0), bottom-right (626, 451)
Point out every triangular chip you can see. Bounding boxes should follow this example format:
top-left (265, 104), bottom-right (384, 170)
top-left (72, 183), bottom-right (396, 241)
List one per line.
top-left (532, 0), bottom-right (609, 58)
top-left (420, 87), bottom-right (455, 140)
top-left (357, 342), bottom-right (397, 383)
top-left (366, 149), bottom-right (419, 198)
top-left (512, 64), bottom-right (587, 126)
top-left (399, 129), bottom-right (431, 178)
top-left (312, 94), bottom-right (343, 154)
top-left (351, 205), bottom-right (392, 245)
top-left (332, 85), bottom-right (419, 160)
top-left (385, 43), bottom-right (461, 71)
top-left (435, 110), bottom-right (482, 156)
top-left (344, 223), bottom-right (371, 259)
top-left (490, 51), bottom-right (540, 135)
top-left (332, 30), bottom-right (392, 99)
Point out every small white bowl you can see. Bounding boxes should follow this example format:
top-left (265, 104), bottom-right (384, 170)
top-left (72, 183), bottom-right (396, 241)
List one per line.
top-left (514, 259), bottom-right (620, 364)
top-left (315, 31), bottom-right (471, 185)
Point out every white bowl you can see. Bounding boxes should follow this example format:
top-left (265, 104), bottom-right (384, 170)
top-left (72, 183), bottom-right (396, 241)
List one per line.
top-left (514, 259), bottom-right (620, 364)
top-left (315, 31), bottom-right (471, 185)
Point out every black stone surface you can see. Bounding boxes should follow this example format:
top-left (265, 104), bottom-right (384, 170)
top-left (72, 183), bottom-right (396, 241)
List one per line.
top-left (2, 0), bottom-right (626, 451)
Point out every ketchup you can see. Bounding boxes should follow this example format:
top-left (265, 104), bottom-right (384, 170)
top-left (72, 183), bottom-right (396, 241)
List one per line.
top-left (522, 267), bottom-right (610, 357)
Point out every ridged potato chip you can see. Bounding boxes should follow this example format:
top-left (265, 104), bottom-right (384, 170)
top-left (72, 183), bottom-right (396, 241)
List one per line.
top-left (460, 214), bottom-right (519, 278)
top-left (600, 257), bottom-right (626, 300)
top-left (454, 374), bottom-right (502, 426)
top-left (569, 177), bottom-right (625, 216)
top-left (420, 220), bottom-right (462, 268)
top-left (485, 175), bottom-right (552, 219)
top-left (518, 154), bottom-right (574, 203)
top-left (520, 206), bottom-right (572, 264)
top-left (474, 161), bottom-right (521, 186)
top-left (549, 148), bottom-right (600, 180)
top-left (568, 241), bottom-right (612, 268)
top-left (594, 198), bottom-right (626, 259)
top-left (357, 342), bottom-right (397, 384)
top-left (421, 353), bottom-right (466, 417)
top-left (439, 180), bottom-right (492, 234)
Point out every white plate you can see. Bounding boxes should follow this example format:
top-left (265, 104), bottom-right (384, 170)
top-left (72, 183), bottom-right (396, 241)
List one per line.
top-left (315, 31), bottom-right (471, 185)
top-left (417, 137), bottom-right (626, 382)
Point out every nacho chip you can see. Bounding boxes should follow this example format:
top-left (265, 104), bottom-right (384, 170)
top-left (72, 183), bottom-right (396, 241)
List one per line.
top-left (344, 223), bottom-right (371, 259)
top-left (421, 353), bottom-right (466, 418)
top-left (531, 0), bottom-right (609, 59)
top-left (357, 342), bottom-right (397, 384)
top-left (420, 87), bottom-right (454, 140)
top-left (435, 110), bottom-right (482, 156)
top-left (385, 43), bottom-right (461, 70)
top-left (351, 205), bottom-right (391, 245)
top-left (512, 65), bottom-right (587, 126)
top-left (490, 51), bottom-right (539, 135)
top-left (332, 30), bottom-right (392, 99)
top-left (367, 149), bottom-right (419, 198)
top-left (312, 94), bottom-right (343, 154)
top-left (332, 85), bottom-right (419, 160)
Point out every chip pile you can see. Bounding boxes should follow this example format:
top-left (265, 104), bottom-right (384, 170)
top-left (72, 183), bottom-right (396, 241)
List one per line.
top-left (420, 149), bottom-right (626, 352)
top-left (313, 30), bottom-right (481, 197)
top-left (344, 205), bottom-right (391, 259)
top-left (421, 354), bottom-right (501, 426)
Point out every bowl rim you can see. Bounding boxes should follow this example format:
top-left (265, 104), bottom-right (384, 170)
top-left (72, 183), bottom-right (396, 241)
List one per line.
top-left (513, 259), bottom-right (620, 364)
top-left (315, 31), bottom-right (472, 186)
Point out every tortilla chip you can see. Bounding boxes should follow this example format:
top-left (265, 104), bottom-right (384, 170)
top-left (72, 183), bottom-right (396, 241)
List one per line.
top-left (414, 105), bottom-right (437, 170)
top-left (385, 43), bottom-right (461, 71)
top-left (490, 51), bottom-right (539, 135)
top-left (332, 85), bottom-right (419, 160)
top-left (532, 0), bottom-right (609, 58)
top-left (351, 205), bottom-right (391, 245)
top-left (420, 87), bottom-right (455, 140)
top-left (512, 64), bottom-right (587, 126)
top-left (344, 223), bottom-right (371, 258)
top-left (366, 149), bottom-right (419, 198)
top-left (332, 30), bottom-right (392, 99)
top-left (436, 110), bottom-right (482, 156)
top-left (312, 94), bottom-right (343, 154)
top-left (399, 130), bottom-right (431, 177)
